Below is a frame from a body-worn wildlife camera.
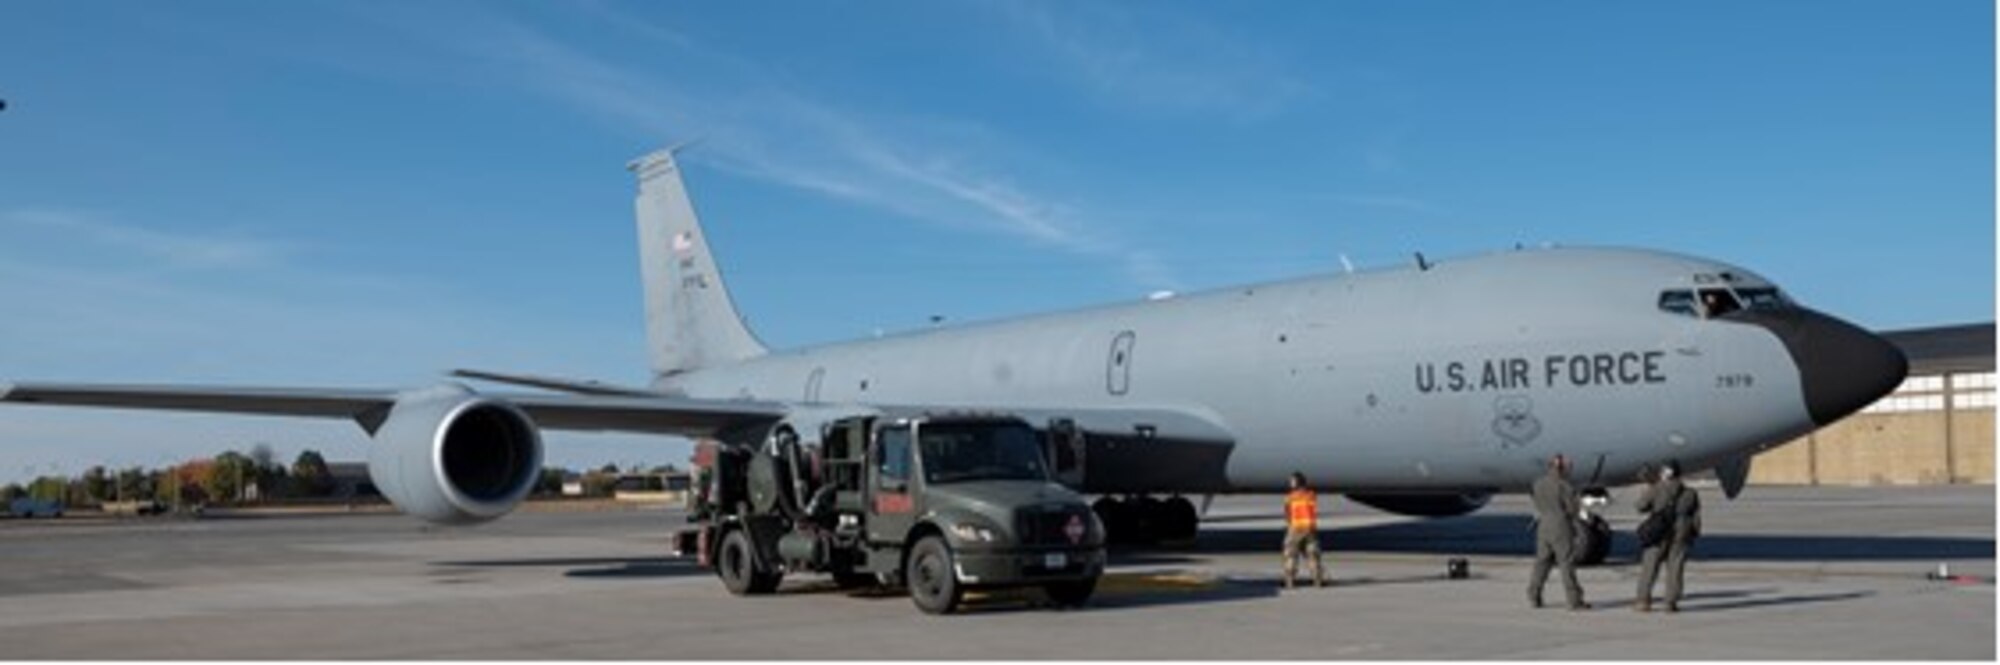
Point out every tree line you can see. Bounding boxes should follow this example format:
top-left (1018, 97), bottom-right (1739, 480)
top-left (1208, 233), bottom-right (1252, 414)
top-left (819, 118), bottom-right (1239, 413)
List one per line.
top-left (2, 444), bottom-right (339, 507)
top-left (3, 445), bottom-right (683, 507)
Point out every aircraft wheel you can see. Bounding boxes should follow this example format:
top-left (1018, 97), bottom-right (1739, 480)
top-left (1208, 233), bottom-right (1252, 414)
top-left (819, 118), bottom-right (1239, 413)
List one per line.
top-left (1574, 515), bottom-right (1611, 566)
top-left (1162, 496), bottom-right (1200, 543)
top-left (907, 535), bottom-right (962, 614)
top-left (1092, 497), bottom-right (1133, 545)
top-left (717, 528), bottom-right (781, 595)
top-left (1130, 496), bottom-right (1165, 544)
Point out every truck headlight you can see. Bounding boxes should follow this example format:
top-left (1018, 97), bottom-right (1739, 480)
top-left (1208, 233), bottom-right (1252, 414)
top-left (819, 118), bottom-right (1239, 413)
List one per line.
top-left (950, 523), bottom-right (998, 543)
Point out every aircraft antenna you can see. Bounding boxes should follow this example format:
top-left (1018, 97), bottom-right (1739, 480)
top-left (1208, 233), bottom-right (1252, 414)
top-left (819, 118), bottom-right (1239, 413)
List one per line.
top-left (1413, 252), bottom-right (1430, 271)
top-left (1338, 253), bottom-right (1355, 274)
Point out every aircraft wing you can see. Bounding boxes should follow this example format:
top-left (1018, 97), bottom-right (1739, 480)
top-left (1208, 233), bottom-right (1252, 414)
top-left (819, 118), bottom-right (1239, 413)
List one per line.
top-left (0, 381), bottom-right (1232, 444)
top-left (0, 382), bottom-right (787, 438)
top-left (447, 368), bottom-right (658, 397)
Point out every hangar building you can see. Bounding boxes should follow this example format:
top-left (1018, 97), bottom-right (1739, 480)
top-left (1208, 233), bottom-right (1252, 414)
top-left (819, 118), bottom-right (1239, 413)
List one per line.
top-left (1750, 322), bottom-right (1995, 486)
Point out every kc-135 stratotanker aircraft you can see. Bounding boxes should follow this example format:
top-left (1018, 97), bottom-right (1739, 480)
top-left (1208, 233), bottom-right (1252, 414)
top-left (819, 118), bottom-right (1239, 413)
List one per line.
top-left (1, 148), bottom-right (1906, 558)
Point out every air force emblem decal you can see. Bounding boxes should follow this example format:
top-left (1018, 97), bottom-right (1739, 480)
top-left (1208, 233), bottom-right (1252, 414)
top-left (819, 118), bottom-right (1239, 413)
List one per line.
top-left (1491, 395), bottom-right (1542, 448)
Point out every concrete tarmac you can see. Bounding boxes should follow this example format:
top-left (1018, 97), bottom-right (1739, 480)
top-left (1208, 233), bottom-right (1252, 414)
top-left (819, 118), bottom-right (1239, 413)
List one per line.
top-left (0, 485), bottom-right (1990, 659)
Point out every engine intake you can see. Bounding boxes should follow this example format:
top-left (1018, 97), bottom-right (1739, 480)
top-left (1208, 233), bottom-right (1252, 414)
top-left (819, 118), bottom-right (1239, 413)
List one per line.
top-left (367, 385), bottom-right (543, 525)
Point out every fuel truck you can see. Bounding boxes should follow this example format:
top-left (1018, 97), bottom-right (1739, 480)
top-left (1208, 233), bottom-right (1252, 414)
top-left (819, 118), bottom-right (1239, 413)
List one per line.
top-left (673, 408), bottom-right (1106, 614)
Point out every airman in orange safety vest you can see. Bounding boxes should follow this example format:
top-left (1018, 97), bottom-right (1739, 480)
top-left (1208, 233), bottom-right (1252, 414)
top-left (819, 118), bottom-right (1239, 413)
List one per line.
top-left (1282, 471), bottom-right (1326, 588)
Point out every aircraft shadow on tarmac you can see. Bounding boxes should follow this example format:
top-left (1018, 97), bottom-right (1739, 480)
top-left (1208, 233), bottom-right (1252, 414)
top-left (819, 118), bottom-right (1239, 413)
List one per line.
top-left (432, 556), bottom-right (707, 579)
top-left (1589, 586), bottom-right (1878, 613)
top-left (1188, 516), bottom-right (1995, 563)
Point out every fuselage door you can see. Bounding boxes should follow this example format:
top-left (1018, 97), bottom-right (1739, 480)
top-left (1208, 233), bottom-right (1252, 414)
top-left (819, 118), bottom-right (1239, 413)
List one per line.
top-left (804, 367), bottom-right (825, 403)
top-left (1656, 283), bottom-right (1717, 457)
top-left (1107, 331), bottom-right (1136, 396)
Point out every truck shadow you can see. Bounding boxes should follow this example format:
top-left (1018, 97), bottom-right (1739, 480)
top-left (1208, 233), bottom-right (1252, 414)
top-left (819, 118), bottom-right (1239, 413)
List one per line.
top-left (431, 556), bottom-right (708, 579)
top-left (970, 571), bottom-right (1280, 614)
top-left (790, 570), bottom-right (1279, 613)
top-left (1189, 516), bottom-right (1995, 563)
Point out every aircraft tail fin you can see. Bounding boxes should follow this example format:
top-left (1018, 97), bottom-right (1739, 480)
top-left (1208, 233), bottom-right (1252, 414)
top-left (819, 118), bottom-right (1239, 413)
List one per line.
top-left (629, 148), bottom-right (767, 375)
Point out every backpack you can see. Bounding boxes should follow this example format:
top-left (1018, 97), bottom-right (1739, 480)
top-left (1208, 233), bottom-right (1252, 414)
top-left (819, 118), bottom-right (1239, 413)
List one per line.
top-left (1636, 508), bottom-right (1673, 547)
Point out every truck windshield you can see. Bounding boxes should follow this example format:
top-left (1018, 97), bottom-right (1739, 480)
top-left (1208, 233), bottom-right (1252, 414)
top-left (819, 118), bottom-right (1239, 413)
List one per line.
top-left (918, 422), bottom-right (1050, 484)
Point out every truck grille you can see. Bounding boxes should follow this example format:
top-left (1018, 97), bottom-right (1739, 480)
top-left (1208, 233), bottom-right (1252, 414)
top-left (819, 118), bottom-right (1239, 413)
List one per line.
top-left (1016, 506), bottom-right (1088, 547)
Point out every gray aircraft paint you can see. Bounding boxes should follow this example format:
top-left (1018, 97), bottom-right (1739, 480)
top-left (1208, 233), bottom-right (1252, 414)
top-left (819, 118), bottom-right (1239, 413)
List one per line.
top-left (631, 151), bottom-right (767, 374)
top-left (634, 149), bottom-right (1852, 495)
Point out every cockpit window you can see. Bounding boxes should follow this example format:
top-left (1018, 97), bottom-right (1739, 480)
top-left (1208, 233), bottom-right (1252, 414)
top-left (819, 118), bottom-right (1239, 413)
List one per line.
top-left (1658, 290), bottom-right (1698, 317)
top-left (1663, 284), bottom-right (1788, 319)
top-left (1736, 287), bottom-right (1788, 311)
top-left (1698, 288), bottom-right (1741, 318)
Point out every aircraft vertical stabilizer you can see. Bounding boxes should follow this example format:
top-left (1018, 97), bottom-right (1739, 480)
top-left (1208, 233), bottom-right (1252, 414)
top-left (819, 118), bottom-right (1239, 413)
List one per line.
top-left (630, 148), bottom-right (767, 374)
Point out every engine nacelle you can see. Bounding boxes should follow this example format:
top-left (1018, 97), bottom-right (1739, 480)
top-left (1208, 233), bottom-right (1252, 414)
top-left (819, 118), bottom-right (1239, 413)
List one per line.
top-left (1346, 492), bottom-right (1492, 518)
top-left (366, 385), bottom-right (543, 525)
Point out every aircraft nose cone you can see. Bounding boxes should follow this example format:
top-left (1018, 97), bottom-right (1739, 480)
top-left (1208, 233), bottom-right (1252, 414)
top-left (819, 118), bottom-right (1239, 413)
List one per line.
top-left (1739, 308), bottom-right (1908, 426)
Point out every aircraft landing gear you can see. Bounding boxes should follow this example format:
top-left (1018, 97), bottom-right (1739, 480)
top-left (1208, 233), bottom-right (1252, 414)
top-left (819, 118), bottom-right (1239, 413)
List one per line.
top-left (1092, 495), bottom-right (1200, 546)
top-left (1575, 515), bottom-right (1611, 566)
top-left (1575, 487), bottom-right (1612, 566)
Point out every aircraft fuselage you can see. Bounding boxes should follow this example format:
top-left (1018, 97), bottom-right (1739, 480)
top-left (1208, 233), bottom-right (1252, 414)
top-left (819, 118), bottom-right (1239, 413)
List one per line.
top-left (658, 246), bottom-right (1903, 494)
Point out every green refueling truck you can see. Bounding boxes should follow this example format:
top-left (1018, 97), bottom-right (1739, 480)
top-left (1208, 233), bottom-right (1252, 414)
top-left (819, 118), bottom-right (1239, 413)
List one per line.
top-left (673, 408), bottom-right (1105, 614)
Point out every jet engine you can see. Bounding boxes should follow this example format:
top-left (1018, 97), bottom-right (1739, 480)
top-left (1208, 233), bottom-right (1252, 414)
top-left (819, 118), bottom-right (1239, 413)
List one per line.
top-left (1346, 492), bottom-right (1492, 518)
top-left (366, 385), bottom-right (543, 525)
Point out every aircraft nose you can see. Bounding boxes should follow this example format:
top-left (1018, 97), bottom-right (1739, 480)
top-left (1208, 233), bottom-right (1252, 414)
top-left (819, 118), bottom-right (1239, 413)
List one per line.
top-left (1738, 308), bottom-right (1908, 426)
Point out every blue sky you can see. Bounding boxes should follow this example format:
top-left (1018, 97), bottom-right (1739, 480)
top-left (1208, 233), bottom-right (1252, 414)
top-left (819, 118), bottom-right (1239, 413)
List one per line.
top-left (0, 1), bottom-right (1991, 483)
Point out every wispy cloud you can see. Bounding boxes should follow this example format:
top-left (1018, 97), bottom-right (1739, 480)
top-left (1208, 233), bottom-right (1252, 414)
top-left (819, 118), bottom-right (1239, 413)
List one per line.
top-left (375, 4), bottom-right (1179, 289)
top-left (992, 2), bottom-right (1315, 120)
top-left (2, 208), bottom-right (297, 269)
top-left (1324, 194), bottom-right (1445, 216)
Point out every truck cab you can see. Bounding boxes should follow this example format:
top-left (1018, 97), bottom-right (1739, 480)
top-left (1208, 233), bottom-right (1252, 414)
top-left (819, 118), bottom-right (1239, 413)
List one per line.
top-left (680, 409), bottom-right (1105, 614)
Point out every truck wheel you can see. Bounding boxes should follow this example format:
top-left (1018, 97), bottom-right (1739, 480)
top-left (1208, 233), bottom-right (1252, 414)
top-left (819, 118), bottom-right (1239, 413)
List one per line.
top-left (1044, 577), bottom-right (1097, 608)
top-left (907, 536), bottom-right (962, 614)
top-left (717, 528), bottom-right (781, 595)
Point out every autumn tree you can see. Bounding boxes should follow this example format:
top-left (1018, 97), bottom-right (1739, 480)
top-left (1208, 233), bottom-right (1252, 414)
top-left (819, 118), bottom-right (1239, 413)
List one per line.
top-left (203, 452), bottom-right (257, 504)
top-left (27, 476), bottom-right (66, 502)
top-left (80, 466), bottom-right (111, 505)
top-left (115, 467), bottom-right (148, 502)
top-left (535, 468), bottom-right (567, 496)
top-left (250, 445), bottom-right (284, 497)
top-left (290, 450), bottom-right (334, 497)
top-left (581, 472), bottom-right (617, 497)
top-left (155, 463), bottom-right (209, 505)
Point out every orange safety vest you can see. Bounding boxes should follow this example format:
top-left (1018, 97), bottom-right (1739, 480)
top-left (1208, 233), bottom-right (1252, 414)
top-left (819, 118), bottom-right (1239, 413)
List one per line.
top-left (1285, 488), bottom-right (1318, 531)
